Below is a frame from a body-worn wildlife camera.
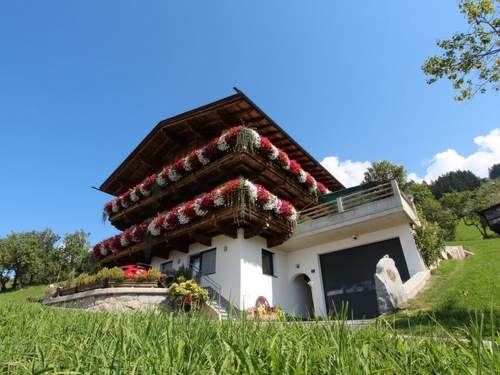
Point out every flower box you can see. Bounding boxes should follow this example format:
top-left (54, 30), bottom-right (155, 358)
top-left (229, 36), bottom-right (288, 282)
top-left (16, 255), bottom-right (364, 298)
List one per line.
top-left (57, 287), bottom-right (77, 296)
top-left (76, 282), bottom-right (104, 292)
top-left (107, 280), bottom-right (158, 288)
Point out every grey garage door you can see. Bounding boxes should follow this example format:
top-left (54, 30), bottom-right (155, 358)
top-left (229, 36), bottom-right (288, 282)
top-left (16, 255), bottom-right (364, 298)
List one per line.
top-left (319, 238), bottom-right (410, 319)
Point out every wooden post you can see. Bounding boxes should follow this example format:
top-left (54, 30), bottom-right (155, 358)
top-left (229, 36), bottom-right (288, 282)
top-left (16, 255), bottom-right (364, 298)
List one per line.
top-left (336, 197), bottom-right (344, 213)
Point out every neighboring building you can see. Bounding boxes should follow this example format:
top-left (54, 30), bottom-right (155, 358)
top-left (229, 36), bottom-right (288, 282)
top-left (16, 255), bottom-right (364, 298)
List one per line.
top-left (94, 89), bottom-right (426, 319)
top-left (479, 203), bottom-right (500, 235)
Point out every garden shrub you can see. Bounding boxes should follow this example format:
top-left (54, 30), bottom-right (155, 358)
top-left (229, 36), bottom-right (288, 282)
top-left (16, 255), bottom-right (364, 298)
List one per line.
top-left (168, 279), bottom-right (208, 307)
top-left (75, 273), bottom-right (97, 288)
top-left (174, 265), bottom-right (193, 282)
top-left (95, 267), bottom-right (125, 284)
top-left (135, 268), bottom-right (162, 282)
top-left (413, 218), bottom-right (445, 267)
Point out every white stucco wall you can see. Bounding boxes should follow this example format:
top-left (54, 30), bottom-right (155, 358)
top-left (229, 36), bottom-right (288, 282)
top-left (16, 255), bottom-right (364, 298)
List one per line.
top-left (150, 232), bottom-right (243, 307)
top-left (238, 234), bottom-right (289, 310)
top-left (150, 229), bottom-right (290, 310)
top-left (282, 223), bottom-right (426, 317)
top-left (149, 223), bottom-right (425, 318)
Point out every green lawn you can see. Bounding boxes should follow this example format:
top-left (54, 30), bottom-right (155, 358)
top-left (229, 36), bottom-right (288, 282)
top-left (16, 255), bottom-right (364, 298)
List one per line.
top-left (385, 220), bottom-right (500, 335)
top-left (0, 289), bottom-right (498, 373)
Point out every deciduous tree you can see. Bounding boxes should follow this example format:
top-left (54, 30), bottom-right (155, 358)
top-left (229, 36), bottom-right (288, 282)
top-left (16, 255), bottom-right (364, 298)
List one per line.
top-left (422, 0), bottom-right (499, 100)
top-left (363, 160), bottom-right (407, 188)
top-left (489, 163), bottom-right (500, 179)
top-left (405, 181), bottom-right (458, 240)
top-left (429, 170), bottom-right (481, 199)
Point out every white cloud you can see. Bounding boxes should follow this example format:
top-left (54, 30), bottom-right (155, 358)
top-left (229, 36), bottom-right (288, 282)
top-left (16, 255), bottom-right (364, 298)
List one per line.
top-left (321, 128), bottom-right (500, 187)
top-left (410, 128), bottom-right (500, 183)
top-left (407, 172), bottom-right (423, 183)
top-left (321, 156), bottom-right (371, 187)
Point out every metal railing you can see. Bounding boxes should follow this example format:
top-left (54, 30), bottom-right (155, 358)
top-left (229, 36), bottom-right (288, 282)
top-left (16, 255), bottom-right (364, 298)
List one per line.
top-left (189, 263), bottom-right (222, 305)
top-left (298, 181), bottom-right (395, 223)
top-left (188, 263), bottom-right (240, 317)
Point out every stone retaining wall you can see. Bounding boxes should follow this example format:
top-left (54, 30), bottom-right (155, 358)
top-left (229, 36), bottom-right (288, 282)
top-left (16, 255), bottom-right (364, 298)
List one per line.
top-left (44, 287), bottom-right (170, 312)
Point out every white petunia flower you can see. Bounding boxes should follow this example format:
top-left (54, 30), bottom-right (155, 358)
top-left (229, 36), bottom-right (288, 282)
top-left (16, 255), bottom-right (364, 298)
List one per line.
top-left (156, 174), bottom-right (168, 187)
top-left (248, 129), bottom-right (261, 148)
top-left (112, 202), bottom-right (120, 213)
top-left (196, 148), bottom-right (210, 165)
top-left (217, 133), bottom-right (229, 151)
top-left (194, 198), bottom-right (208, 216)
top-left (130, 189), bottom-right (140, 202)
top-left (140, 185), bottom-right (151, 196)
top-left (263, 195), bottom-right (278, 211)
top-left (298, 170), bottom-right (307, 183)
top-left (288, 208), bottom-right (298, 222)
top-left (100, 246), bottom-right (108, 256)
top-left (120, 235), bottom-right (129, 247)
top-left (168, 167), bottom-right (181, 182)
top-left (213, 189), bottom-right (225, 207)
top-left (269, 145), bottom-right (279, 160)
top-left (177, 207), bottom-right (191, 224)
top-left (148, 220), bottom-right (161, 236)
top-left (244, 180), bottom-right (258, 202)
top-left (183, 156), bottom-right (192, 171)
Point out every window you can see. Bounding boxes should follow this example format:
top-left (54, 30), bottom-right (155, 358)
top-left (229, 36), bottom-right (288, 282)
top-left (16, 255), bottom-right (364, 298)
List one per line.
top-left (190, 248), bottom-right (216, 276)
top-left (262, 249), bottom-right (274, 276)
top-left (160, 261), bottom-right (173, 274)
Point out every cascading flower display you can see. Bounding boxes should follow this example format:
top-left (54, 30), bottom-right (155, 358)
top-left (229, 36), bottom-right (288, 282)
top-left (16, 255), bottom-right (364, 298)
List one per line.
top-left (103, 126), bottom-right (331, 218)
top-left (94, 178), bottom-right (298, 259)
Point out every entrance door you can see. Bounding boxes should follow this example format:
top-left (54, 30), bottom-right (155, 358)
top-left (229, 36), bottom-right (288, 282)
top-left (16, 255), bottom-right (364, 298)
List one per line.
top-left (290, 274), bottom-right (314, 319)
top-left (319, 238), bottom-right (409, 319)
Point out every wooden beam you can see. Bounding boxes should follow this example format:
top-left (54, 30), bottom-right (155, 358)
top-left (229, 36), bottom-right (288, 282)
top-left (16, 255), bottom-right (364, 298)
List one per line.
top-left (266, 235), bottom-right (289, 248)
top-left (189, 231), bottom-right (212, 247)
top-left (153, 248), bottom-right (170, 259)
top-left (244, 225), bottom-right (266, 239)
top-left (215, 224), bottom-right (238, 239)
top-left (166, 238), bottom-right (189, 253)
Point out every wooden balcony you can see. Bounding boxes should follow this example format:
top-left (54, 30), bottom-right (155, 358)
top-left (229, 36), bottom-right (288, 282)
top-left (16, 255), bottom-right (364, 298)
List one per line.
top-left (109, 150), bottom-right (319, 230)
top-left (100, 206), bottom-right (294, 266)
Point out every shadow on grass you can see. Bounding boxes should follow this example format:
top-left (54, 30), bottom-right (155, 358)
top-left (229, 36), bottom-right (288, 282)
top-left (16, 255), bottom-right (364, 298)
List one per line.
top-left (389, 297), bottom-right (500, 336)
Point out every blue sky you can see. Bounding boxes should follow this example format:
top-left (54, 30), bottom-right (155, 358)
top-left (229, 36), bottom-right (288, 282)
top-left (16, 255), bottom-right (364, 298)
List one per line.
top-left (0, 1), bottom-right (498, 244)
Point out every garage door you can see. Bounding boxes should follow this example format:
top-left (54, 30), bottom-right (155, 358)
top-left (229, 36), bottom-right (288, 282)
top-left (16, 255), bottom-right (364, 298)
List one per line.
top-left (319, 238), bottom-right (410, 319)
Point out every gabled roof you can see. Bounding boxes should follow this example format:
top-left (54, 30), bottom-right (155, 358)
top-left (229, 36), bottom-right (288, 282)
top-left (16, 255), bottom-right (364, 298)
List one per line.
top-left (100, 88), bottom-right (343, 196)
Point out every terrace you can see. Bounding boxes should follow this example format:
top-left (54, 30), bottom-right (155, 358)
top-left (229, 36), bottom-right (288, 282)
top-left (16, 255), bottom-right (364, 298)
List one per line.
top-left (280, 180), bottom-right (419, 251)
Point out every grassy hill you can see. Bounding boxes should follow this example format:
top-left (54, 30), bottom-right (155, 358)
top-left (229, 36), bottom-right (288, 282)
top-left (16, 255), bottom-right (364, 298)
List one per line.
top-left (385, 221), bottom-right (500, 335)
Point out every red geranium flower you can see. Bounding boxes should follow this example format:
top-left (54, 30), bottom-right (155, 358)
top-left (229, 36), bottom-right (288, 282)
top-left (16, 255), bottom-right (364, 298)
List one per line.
top-left (289, 160), bottom-right (301, 175)
top-left (256, 185), bottom-right (271, 206)
top-left (259, 136), bottom-right (273, 153)
top-left (104, 202), bottom-right (113, 216)
top-left (173, 159), bottom-right (185, 174)
top-left (305, 174), bottom-right (315, 187)
top-left (183, 201), bottom-right (197, 219)
top-left (277, 150), bottom-right (290, 168)
top-left (111, 235), bottom-right (122, 251)
top-left (165, 207), bottom-right (180, 228)
top-left (317, 181), bottom-right (329, 194)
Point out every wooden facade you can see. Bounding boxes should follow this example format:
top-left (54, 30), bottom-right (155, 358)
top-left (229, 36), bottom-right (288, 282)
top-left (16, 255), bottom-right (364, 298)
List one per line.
top-left (97, 89), bottom-right (343, 265)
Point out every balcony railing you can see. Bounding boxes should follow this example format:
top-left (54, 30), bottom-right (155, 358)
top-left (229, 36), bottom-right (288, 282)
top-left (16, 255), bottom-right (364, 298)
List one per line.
top-left (298, 182), bottom-right (395, 223)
